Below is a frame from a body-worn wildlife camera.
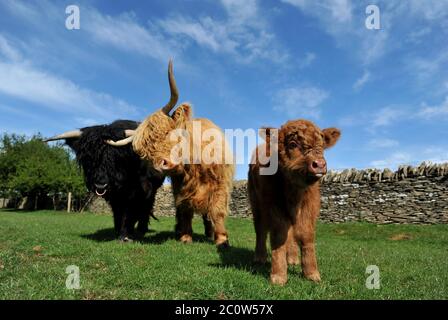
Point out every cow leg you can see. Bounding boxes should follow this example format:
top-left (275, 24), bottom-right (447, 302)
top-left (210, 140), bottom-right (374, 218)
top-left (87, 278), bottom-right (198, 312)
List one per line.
top-left (253, 209), bottom-right (268, 264)
top-left (136, 202), bottom-right (150, 238)
top-left (113, 211), bottom-right (122, 234)
top-left (207, 209), bottom-right (229, 248)
top-left (270, 219), bottom-right (290, 285)
top-left (136, 213), bottom-right (149, 237)
top-left (286, 226), bottom-right (300, 265)
top-left (202, 215), bottom-right (214, 240)
top-left (137, 186), bottom-right (157, 237)
top-left (112, 207), bottom-right (130, 241)
top-left (175, 205), bottom-right (194, 243)
top-left (207, 192), bottom-right (230, 248)
top-left (120, 213), bottom-right (136, 242)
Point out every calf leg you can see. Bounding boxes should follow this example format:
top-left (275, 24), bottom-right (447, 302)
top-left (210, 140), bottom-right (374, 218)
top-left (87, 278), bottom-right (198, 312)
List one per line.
top-left (270, 219), bottom-right (290, 285)
top-left (286, 226), bottom-right (300, 266)
top-left (175, 205), bottom-right (194, 243)
top-left (299, 231), bottom-right (320, 282)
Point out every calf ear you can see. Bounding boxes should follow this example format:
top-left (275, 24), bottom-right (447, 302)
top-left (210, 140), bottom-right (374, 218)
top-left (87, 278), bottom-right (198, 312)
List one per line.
top-left (171, 103), bottom-right (192, 127)
top-left (322, 128), bottom-right (341, 149)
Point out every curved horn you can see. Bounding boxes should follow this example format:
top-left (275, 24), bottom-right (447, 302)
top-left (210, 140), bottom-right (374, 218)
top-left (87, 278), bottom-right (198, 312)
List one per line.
top-left (124, 129), bottom-right (135, 137)
top-left (106, 136), bottom-right (134, 147)
top-left (43, 130), bottom-right (82, 142)
top-left (161, 59), bottom-right (179, 115)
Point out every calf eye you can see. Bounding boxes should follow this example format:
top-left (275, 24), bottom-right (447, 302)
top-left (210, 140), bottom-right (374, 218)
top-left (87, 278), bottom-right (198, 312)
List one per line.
top-left (288, 141), bottom-right (298, 149)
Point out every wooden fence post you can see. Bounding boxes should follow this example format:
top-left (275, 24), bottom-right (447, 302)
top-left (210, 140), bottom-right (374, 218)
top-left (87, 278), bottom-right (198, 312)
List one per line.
top-left (67, 192), bottom-right (72, 213)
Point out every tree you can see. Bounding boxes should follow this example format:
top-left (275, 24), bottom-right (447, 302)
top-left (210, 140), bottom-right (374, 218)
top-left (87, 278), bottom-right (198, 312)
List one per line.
top-left (0, 133), bottom-right (86, 210)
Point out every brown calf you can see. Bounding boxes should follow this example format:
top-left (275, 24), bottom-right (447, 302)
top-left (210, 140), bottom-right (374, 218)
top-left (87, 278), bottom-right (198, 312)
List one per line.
top-left (248, 119), bottom-right (340, 285)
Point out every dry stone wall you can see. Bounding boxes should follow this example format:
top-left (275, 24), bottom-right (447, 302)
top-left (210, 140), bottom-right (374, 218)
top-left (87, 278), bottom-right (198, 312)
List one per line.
top-left (88, 162), bottom-right (448, 224)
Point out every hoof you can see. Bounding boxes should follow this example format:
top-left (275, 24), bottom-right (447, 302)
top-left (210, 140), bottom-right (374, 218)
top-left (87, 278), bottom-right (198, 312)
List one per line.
top-left (179, 234), bottom-right (193, 244)
top-left (254, 255), bottom-right (267, 264)
top-left (287, 257), bottom-right (300, 266)
top-left (270, 274), bottom-right (287, 286)
top-left (216, 240), bottom-right (230, 250)
top-left (303, 271), bottom-right (321, 282)
top-left (119, 236), bottom-right (133, 243)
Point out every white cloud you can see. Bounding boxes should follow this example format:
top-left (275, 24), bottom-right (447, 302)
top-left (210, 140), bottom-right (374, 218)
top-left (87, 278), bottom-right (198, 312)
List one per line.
top-left (370, 152), bottom-right (412, 169)
top-left (371, 145), bottom-right (448, 169)
top-left (407, 51), bottom-right (448, 85)
top-left (0, 35), bottom-right (22, 62)
top-left (368, 138), bottom-right (399, 149)
top-left (406, 27), bottom-right (432, 44)
top-left (353, 70), bottom-right (371, 91)
top-left (371, 106), bottom-right (405, 127)
top-left (423, 147), bottom-right (448, 163)
top-left (0, 61), bottom-right (138, 121)
top-left (273, 86), bottom-right (329, 118)
top-left (85, 11), bottom-right (177, 63)
top-left (282, 0), bottom-right (352, 23)
top-left (418, 96), bottom-right (448, 118)
top-left (157, 16), bottom-right (233, 53)
top-left (298, 52), bottom-right (316, 69)
top-left (281, 0), bottom-right (448, 67)
top-left (155, 0), bottom-right (288, 64)
top-left (221, 0), bottom-right (259, 23)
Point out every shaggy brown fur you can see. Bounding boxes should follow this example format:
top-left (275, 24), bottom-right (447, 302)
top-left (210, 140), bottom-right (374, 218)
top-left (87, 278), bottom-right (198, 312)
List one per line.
top-left (133, 103), bottom-right (235, 246)
top-left (248, 119), bottom-right (340, 285)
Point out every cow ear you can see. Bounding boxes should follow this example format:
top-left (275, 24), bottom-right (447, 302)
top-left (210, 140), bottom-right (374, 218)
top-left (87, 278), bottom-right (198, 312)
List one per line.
top-left (171, 103), bottom-right (192, 127)
top-left (322, 127), bottom-right (341, 149)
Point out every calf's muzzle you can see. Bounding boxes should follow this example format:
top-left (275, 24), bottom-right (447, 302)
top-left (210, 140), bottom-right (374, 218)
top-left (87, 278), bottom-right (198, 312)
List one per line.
top-left (308, 159), bottom-right (327, 177)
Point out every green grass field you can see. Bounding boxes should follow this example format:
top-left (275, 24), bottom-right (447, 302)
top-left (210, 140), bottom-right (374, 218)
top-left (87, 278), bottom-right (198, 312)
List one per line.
top-left (0, 210), bottom-right (447, 300)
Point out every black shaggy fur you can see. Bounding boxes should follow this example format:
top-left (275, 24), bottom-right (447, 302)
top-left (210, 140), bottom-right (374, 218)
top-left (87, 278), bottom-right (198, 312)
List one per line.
top-left (64, 120), bottom-right (164, 241)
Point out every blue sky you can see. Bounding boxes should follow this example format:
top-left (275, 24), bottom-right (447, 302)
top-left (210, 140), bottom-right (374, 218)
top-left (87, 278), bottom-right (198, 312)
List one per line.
top-left (0, 0), bottom-right (447, 180)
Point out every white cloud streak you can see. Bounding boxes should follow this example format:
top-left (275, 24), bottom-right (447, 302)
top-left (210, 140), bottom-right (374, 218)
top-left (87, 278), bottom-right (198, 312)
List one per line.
top-left (0, 35), bottom-right (138, 124)
top-left (273, 86), bottom-right (329, 118)
top-left (418, 96), bottom-right (448, 118)
top-left (370, 152), bottom-right (412, 168)
top-left (155, 0), bottom-right (288, 64)
top-left (368, 138), bottom-right (399, 149)
top-left (353, 70), bottom-right (371, 91)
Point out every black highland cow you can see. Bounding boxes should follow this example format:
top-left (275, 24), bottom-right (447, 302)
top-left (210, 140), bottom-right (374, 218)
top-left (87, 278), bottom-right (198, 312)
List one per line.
top-left (45, 120), bottom-right (164, 241)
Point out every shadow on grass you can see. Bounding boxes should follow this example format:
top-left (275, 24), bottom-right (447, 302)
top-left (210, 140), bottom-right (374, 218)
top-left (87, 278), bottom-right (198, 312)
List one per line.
top-left (210, 245), bottom-right (271, 278)
top-left (81, 228), bottom-right (118, 242)
top-left (82, 228), bottom-right (213, 245)
top-left (0, 208), bottom-right (44, 213)
top-left (140, 231), bottom-right (213, 245)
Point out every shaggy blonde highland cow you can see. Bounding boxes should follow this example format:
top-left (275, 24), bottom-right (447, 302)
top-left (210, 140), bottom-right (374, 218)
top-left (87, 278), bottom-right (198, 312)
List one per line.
top-left (108, 61), bottom-right (234, 247)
